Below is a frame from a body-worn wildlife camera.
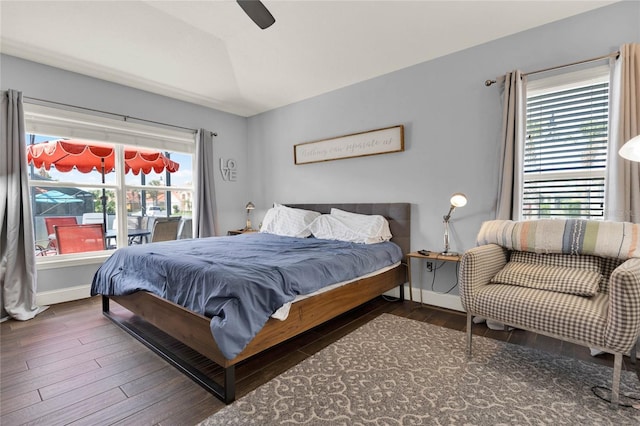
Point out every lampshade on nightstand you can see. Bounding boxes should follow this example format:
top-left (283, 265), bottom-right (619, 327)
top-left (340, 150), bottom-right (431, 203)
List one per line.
top-left (244, 201), bottom-right (255, 230)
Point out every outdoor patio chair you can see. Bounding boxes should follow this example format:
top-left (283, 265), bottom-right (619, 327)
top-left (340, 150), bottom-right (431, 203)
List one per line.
top-left (112, 216), bottom-right (142, 231)
top-left (44, 216), bottom-right (78, 251)
top-left (177, 218), bottom-right (193, 239)
top-left (82, 212), bottom-right (104, 225)
top-left (140, 216), bottom-right (153, 231)
top-left (54, 223), bottom-right (106, 254)
top-left (150, 219), bottom-right (180, 243)
top-left (35, 243), bottom-right (56, 256)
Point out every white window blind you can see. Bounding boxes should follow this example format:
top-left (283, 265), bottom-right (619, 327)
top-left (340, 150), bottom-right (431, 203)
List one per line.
top-left (523, 68), bottom-right (609, 219)
top-left (24, 103), bottom-right (196, 153)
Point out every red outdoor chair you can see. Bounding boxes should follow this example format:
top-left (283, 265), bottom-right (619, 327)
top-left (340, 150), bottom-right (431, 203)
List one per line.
top-left (44, 216), bottom-right (78, 251)
top-left (54, 224), bottom-right (106, 254)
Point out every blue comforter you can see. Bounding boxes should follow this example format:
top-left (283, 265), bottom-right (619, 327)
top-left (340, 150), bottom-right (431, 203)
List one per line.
top-left (91, 233), bottom-right (402, 359)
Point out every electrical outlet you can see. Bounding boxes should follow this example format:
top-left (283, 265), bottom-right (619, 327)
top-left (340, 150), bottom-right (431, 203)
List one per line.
top-left (426, 261), bottom-right (433, 272)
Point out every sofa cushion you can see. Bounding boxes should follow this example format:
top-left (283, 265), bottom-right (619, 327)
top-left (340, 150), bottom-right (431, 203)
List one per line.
top-left (473, 284), bottom-right (608, 347)
top-left (510, 250), bottom-right (602, 271)
top-left (509, 251), bottom-right (625, 293)
top-left (491, 262), bottom-right (602, 297)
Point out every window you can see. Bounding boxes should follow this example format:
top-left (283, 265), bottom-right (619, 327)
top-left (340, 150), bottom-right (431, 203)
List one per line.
top-left (25, 104), bottom-right (195, 258)
top-left (522, 66), bottom-right (609, 219)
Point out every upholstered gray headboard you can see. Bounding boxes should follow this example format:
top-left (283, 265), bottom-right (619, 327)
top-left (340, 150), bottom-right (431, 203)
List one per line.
top-left (285, 203), bottom-right (411, 255)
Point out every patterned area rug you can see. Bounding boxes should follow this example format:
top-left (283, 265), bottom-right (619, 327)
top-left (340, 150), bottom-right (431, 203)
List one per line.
top-left (199, 314), bottom-right (640, 425)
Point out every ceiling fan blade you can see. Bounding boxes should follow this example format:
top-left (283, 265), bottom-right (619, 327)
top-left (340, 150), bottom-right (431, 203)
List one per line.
top-left (237, 0), bottom-right (276, 30)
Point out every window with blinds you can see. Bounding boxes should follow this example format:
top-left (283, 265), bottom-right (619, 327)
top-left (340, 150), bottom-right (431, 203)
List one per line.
top-left (523, 67), bottom-right (609, 219)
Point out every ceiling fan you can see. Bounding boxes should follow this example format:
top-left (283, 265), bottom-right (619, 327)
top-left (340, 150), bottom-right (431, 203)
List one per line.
top-left (237, 0), bottom-right (276, 29)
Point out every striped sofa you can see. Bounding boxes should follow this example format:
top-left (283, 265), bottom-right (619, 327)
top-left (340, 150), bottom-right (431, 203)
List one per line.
top-left (460, 219), bottom-right (640, 407)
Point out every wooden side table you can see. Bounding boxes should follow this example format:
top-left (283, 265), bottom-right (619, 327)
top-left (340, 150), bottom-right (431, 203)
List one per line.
top-left (406, 251), bottom-right (462, 304)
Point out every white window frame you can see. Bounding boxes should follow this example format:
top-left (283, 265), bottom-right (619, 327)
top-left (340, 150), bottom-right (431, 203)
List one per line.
top-left (24, 103), bottom-right (196, 265)
top-left (521, 65), bottom-right (610, 220)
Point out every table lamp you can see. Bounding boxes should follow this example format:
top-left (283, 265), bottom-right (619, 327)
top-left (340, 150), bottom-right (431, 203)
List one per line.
top-left (442, 193), bottom-right (467, 256)
top-left (619, 135), bottom-right (640, 162)
top-left (244, 201), bottom-right (255, 231)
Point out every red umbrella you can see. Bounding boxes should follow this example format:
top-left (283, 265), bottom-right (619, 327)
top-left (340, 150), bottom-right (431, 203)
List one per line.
top-left (27, 139), bottom-right (180, 231)
top-left (27, 139), bottom-right (179, 175)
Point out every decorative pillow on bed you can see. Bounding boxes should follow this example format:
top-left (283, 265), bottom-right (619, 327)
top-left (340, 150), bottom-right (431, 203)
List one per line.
top-left (308, 209), bottom-right (392, 244)
top-left (490, 261), bottom-right (602, 297)
top-left (260, 204), bottom-right (320, 238)
top-left (330, 208), bottom-right (392, 242)
top-left (308, 215), bottom-right (366, 243)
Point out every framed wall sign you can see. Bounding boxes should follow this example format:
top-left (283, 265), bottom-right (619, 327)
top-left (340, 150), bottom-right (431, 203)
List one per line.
top-left (294, 125), bottom-right (404, 165)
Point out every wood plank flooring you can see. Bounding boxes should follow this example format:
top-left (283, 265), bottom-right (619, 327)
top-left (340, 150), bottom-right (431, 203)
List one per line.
top-left (1, 296), bottom-right (635, 425)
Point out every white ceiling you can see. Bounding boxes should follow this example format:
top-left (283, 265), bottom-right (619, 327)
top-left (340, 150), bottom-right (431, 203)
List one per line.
top-left (0, 1), bottom-right (617, 117)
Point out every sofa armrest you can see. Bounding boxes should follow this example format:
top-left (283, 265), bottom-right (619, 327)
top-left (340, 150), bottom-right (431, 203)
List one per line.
top-left (604, 258), bottom-right (640, 353)
top-left (459, 244), bottom-right (508, 312)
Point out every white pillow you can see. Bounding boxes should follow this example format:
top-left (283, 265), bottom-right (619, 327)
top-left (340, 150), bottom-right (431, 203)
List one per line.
top-left (307, 215), bottom-right (365, 243)
top-left (330, 208), bottom-right (392, 243)
top-left (308, 209), bottom-right (392, 244)
top-left (260, 204), bottom-right (320, 238)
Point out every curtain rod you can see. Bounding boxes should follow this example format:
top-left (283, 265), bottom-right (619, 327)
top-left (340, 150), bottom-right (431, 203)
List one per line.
top-left (484, 51), bottom-right (619, 87)
top-left (23, 96), bottom-right (218, 136)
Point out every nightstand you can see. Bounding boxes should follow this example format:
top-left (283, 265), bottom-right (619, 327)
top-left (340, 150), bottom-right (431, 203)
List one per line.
top-left (227, 229), bottom-right (258, 236)
top-left (406, 251), bottom-right (462, 305)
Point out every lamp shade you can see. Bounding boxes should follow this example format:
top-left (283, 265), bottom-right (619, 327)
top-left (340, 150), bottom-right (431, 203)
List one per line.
top-left (245, 201), bottom-right (255, 210)
top-left (450, 193), bottom-right (468, 208)
top-left (619, 135), bottom-right (640, 162)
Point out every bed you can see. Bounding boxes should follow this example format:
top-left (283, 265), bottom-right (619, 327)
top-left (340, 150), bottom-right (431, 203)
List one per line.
top-left (94, 203), bottom-right (410, 403)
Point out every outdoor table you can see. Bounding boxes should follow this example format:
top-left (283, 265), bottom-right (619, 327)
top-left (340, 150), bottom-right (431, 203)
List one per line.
top-left (105, 229), bottom-right (151, 246)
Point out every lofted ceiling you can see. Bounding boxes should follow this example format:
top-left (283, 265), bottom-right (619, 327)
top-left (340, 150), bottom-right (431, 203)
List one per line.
top-left (0, 1), bottom-right (617, 117)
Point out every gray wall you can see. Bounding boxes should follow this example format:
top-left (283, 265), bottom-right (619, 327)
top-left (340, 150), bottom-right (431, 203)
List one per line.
top-left (246, 2), bottom-right (640, 304)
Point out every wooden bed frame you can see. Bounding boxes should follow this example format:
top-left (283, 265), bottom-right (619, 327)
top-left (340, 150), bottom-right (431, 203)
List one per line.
top-left (102, 202), bottom-right (410, 403)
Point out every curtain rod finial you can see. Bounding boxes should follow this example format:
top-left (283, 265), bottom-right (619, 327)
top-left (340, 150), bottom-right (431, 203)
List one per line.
top-left (485, 79), bottom-right (496, 87)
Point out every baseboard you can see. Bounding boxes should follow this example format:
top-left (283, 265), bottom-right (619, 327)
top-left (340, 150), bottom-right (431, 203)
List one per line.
top-left (417, 289), bottom-right (464, 312)
top-left (36, 285), bottom-right (92, 306)
top-left (385, 284), bottom-right (464, 312)
top-left (403, 283), bottom-right (464, 312)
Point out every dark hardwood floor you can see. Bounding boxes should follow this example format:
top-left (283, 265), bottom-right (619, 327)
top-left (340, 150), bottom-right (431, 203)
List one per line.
top-left (1, 296), bottom-right (635, 425)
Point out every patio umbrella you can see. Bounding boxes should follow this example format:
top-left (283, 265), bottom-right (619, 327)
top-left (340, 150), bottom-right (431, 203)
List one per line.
top-left (27, 139), bottom-right (180, 231)
top-left (35, 190), bottom-right (83, 204)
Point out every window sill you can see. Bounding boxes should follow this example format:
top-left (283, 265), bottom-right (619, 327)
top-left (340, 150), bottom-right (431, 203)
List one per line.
top-left (36, 252), bottom-right (111, 270)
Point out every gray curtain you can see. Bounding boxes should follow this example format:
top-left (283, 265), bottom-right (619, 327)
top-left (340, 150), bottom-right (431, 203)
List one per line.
top-left (1, 90), bottom-right (47, 321)
top-left (495, 70), bottom-right (527, 220)
top-left (605, 43), bottom-right (640, 223)
top-left (194, 129), bottom-right (217, 237)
